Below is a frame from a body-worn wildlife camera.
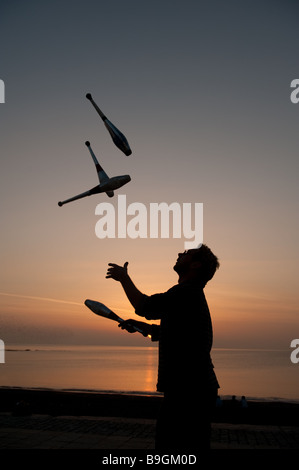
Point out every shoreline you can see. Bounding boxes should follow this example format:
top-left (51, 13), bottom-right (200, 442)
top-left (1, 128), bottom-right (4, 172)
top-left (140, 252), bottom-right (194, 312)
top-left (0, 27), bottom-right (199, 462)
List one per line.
top-left (1, 386), bottom-right (299, 426)
top-left (1, 385), bottom-right (298, 404)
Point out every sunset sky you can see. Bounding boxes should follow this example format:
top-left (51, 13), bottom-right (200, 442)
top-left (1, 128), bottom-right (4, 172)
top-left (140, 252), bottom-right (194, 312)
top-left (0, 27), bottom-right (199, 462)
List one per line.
top-left (0, 0), bottom-right (298, 350)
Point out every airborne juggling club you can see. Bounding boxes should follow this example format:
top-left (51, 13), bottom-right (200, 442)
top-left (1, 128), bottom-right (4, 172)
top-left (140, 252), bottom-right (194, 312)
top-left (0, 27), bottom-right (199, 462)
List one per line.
top-left (86, 93), bottom-right (132, 156)
top-left (58, 141), bottom-right (131, 207)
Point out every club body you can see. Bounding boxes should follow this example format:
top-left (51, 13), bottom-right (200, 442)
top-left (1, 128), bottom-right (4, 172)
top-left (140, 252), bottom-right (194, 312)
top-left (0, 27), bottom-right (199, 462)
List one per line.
top-left (58, 141), bottom-right (131, 207)
top-left (84, 299), bottom-right (143, 333)
top-left (84, 299), bottom-right (122, 322)
top-left (86, 93), bottom-right (132, 156)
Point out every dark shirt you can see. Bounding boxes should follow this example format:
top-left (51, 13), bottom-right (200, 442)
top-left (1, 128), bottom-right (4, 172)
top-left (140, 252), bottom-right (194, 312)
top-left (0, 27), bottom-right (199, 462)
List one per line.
top-left (135, 280), bottom-right (220, 393)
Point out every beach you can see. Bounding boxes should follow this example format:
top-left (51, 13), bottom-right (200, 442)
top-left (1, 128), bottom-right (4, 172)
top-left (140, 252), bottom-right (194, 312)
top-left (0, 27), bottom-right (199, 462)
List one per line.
top-left (2, 347), bottom-right (299, 453)
top-left (0, 387), bottom-right (299, 453)
top-left (1, 386), bottom-right (299, 425)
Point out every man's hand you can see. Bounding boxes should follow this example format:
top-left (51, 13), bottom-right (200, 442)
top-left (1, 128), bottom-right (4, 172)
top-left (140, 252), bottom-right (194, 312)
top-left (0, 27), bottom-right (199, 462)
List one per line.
top-left (106, 262), bottom-right (129, 282)
top-left (118, 319), bottom-right (151, 337)
top-left (105, 261), bottom-right (144, 310)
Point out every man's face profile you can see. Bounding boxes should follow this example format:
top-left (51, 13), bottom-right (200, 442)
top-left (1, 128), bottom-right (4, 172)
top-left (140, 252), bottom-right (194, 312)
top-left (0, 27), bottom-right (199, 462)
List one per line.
top-left (173, 249), bottom-right (200, 274)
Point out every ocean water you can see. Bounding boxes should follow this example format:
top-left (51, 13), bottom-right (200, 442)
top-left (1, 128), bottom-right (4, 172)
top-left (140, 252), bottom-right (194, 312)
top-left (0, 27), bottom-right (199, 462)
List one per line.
top-left (1, 346), bottom-right (298, 402)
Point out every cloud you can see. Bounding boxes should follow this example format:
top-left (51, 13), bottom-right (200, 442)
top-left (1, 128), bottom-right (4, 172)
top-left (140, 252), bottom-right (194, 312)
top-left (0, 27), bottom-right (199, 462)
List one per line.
top-left (0, 292), bottom-right (82, 307)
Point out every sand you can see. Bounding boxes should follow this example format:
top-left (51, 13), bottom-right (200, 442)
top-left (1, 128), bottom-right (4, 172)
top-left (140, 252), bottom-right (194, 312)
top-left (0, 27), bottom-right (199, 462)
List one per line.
top-left (1, 387), bottom-right (299, 426)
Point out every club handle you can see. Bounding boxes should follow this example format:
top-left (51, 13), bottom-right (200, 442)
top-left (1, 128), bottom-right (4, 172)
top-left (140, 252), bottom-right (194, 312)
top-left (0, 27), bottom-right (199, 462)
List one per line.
top-left (118, 319), bottom-right (144, 334)
top-left (86, 93), bottom-right (106, 120)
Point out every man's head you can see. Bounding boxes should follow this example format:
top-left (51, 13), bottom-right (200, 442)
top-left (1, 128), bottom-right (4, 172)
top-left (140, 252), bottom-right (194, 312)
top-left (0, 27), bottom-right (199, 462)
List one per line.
top-left (174, 244), bottom-right (220, 286)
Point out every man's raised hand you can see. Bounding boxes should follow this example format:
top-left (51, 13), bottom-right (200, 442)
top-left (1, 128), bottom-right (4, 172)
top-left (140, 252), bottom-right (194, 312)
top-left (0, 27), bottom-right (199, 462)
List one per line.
top-left (106, 262), bottom-right (129, 281)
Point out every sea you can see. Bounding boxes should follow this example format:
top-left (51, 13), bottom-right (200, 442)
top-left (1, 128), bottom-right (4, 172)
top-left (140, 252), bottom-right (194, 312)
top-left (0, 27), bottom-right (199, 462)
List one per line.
top-left (1, 345), bottom-right (298, 402)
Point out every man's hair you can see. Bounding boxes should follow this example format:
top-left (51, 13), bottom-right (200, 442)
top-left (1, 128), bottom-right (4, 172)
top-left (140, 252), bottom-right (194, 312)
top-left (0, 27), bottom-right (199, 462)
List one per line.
top-left (191, 244), bottom-right (220, 285)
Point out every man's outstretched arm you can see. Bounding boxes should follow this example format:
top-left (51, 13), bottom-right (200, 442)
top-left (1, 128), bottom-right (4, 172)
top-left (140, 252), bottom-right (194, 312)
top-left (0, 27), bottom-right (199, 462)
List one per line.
top-left (106, 262), bottom-right (144, 310)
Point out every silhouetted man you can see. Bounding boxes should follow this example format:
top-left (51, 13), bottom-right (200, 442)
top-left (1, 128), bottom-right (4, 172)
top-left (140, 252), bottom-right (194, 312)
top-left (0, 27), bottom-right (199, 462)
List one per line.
top-left (106, 244), bottom-right (220, 452)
